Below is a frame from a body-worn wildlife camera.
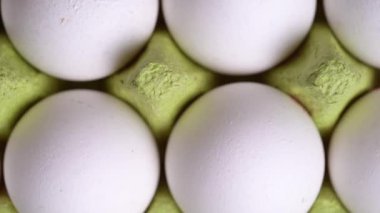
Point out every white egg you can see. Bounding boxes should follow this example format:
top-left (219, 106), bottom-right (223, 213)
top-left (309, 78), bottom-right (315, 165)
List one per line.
top-left (324, 0), bottom-right (380, 69)
top-left (4, 90), bottom-right (160, 213)
top-left (329, 90), bottom-right (380, 212)
top-left (166, 83), bottom-right (325, 213)
top-left (162, 0), bottom-right (316, 75)
top-left (1, 0), bottom-right (158, 81)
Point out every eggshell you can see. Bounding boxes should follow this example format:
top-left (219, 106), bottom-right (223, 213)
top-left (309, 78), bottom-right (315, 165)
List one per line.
top-left (1, 0), bottom-right (158, 81)
top-left (329, 89), bottom-right (380, 212)
top-left (324, 0), bottom-right (380, 69)
top-left (166, 83), bottom-right (325, 213)
top-left (4, 90), bottom-right (160, 213)
top-left (163, 0), bottom-right (316, 75)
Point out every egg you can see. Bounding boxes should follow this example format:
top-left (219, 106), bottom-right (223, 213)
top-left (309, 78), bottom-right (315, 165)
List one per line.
top-left (4, 90), bottom-right (160, 213)
top-left (162, 0), bottom-right (316, 75)
top-left (166, 83), bottom-right (325, 213)
top-left (1, 0), bottom-right (158, 81)
top-left (329, 89), bottom-right (380, 212)
top-left (324, 0), bottom-right (380, 69)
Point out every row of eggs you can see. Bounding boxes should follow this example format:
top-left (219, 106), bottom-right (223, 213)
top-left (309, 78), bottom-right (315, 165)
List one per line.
top-left (1, 0), bottom-right (380, 81)
top-left (3, 82), bottom-right (380, 213)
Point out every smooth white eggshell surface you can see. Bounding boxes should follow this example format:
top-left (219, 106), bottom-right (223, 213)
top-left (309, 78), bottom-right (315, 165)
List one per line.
top-left (329, 90), bottom-right (380, 213)
top-left (163, 0), bottom-right (316, 75)
top-left (4, 90), bottom-right (160, 213)
top-left (324, 0), bottom-right (380, 68)
top-left (166, 83), bottom-right (325, 213)
top-left (1, 0), bottom-right (158, 81)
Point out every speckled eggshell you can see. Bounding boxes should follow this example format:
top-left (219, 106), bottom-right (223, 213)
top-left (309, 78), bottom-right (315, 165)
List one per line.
top-left (4, 90), bottom-right (160, 213)
top-left (324, 0), bottom-right (380, 68)
top-left (329, 89), bottom-right (380, 213)
top-left (166, 83), bottom-right (325, 213)
top-left (1, 0), bottom-right (158, 81)
top-left (163, 0), bottom-right (316, 75)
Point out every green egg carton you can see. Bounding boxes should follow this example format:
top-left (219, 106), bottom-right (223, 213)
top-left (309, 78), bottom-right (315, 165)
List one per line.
top-left (0, 1), bottom-right (378, 212)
